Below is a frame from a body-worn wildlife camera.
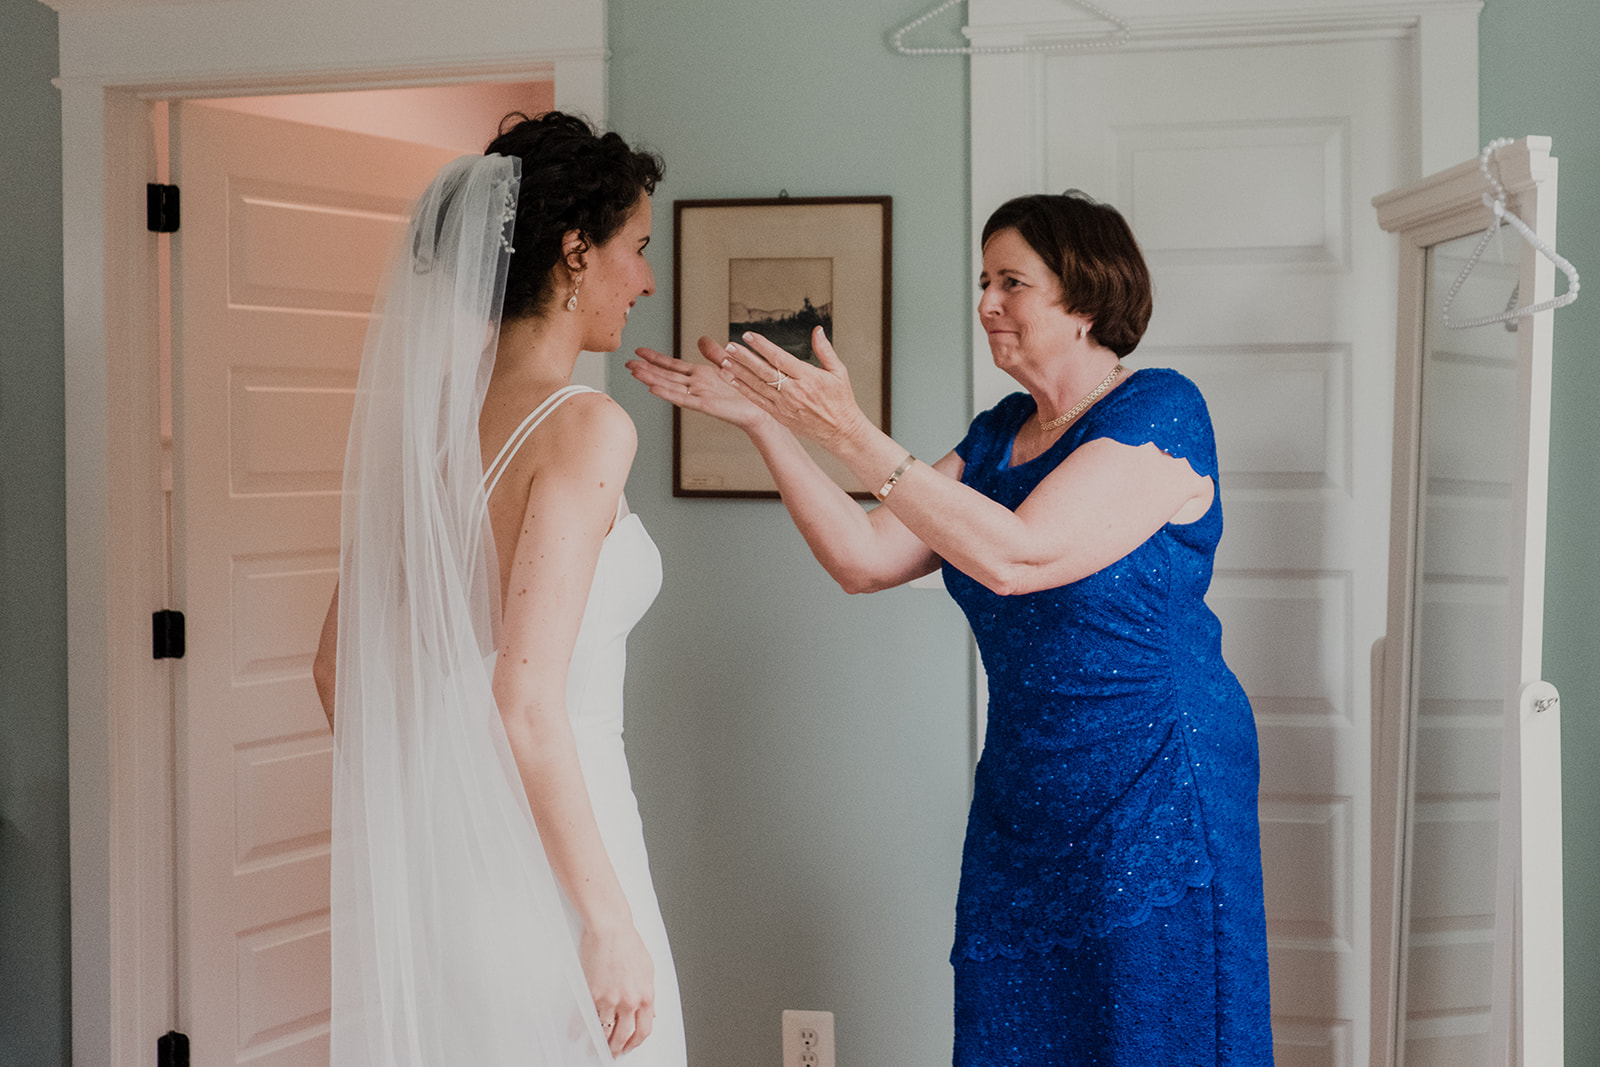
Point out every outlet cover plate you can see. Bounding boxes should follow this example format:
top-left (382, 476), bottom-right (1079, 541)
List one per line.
top-left (781, 1009), bottom-right (835, 1067)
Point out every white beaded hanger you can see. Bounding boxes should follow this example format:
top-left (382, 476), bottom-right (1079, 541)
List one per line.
top-left (1442, 137), bottom-right (1581, 330)
top-left (890, 0), bottom-right (1131, 56)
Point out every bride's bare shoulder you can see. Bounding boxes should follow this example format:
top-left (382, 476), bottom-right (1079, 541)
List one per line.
top-left (539, 390), bottom-right (637, 470)
top-left (545, 389), bottom-right (633, 437)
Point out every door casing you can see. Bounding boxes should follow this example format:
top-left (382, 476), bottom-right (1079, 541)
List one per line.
top-left (56, 4), bottom-right (606, 1063)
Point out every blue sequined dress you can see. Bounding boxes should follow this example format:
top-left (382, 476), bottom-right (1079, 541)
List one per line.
top-left (943, 368), bottom-right (1273, 1065)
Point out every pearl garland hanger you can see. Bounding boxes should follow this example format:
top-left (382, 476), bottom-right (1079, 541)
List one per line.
top-left (1441, 137), bottom-right (1581, 330)
top-left (890, 0), bottom-right (1131, 57)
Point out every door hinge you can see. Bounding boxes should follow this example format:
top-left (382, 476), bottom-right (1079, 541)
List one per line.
top-left (152, 609), bottom-right (186, 660)
top-left (156, 1030), bottom-right (189, 1067)
top-left (147, 183), bottom-right (180, 233)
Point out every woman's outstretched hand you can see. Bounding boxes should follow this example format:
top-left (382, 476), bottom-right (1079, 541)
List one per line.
top-left (627, 340), bottom-right (768, 431)
top-left (716, 327), bottom-right (870, 451)
top-left (579, 922), bottom-right (655, 1055)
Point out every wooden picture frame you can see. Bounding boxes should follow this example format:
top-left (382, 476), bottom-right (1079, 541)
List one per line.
top-left (672, 196), bottom-right (891, 498)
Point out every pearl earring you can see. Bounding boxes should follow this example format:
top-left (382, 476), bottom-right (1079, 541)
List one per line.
top-left (566, 273), bottom-right (583, 312)
top-left (1077, 323), bottom-right (1087, 340)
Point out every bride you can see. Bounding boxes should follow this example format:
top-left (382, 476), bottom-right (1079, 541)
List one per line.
top-left (312, 112), bottom-right (685, 1065)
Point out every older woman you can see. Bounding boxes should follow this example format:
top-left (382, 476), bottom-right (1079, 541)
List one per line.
top-left (629, 191), bottom-right (1272, 1064)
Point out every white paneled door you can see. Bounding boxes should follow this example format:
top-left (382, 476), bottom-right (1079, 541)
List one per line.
top-left (971, 28), bottom-right (1417, 1066)
top-left (171, 102), bottom-right (454, 1064)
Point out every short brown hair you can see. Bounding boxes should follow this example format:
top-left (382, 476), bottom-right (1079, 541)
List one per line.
top-left (981, 191), bottom-right (1152, 357)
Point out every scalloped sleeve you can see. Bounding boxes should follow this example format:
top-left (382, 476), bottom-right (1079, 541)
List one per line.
top-left (1078, 368), bottom-right (1219, 481)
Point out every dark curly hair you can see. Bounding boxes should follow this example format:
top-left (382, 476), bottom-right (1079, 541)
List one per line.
top-left (981, 191), bottom-right (1152, 358)
top-left (485, 111), bottom-right (664, 320)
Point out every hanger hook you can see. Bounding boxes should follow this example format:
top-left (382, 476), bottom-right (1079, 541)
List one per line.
top-left (1442, 138), bottom-right (1581, 329)
top-left (1479, 136), bottom-right (1514, 205)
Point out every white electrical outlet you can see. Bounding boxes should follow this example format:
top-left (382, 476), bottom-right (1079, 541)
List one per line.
top-left (781, 1009), bottom-right (835, 1067)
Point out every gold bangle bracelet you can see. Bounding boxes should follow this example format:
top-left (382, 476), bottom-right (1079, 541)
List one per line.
top-left (875, 452), bottom-right (916, 501)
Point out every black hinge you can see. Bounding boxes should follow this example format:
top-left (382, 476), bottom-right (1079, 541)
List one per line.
top-left (152, 609), bottom-right (186, 660)
top-left (147, 183), bottom-right (180, 233)
top-left (156, 1030), bottom-right (189, 1067)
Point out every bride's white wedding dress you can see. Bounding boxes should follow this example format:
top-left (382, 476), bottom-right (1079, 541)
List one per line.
top-left (566, 507), bottom-right (685, 1064)
top-left (485, 386), bottom-right (685, 1065)
top-left (333, 159), bottom-right (682, 1065)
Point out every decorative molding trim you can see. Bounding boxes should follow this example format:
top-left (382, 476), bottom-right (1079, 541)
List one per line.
top-left (51, 52), bottom-right (599, 98)
top-left (967, 2), bottom-right (1483, 52)
top-left (1374, 135), bottom-right (1555, 237)
top-left (1258, 796), bottom-right (1355, 950)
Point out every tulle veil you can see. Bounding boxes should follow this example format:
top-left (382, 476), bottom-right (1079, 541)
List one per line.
top-left (329, 153), bottom-right (611, 1065)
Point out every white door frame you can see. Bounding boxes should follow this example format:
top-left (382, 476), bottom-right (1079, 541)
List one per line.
top-left (967, 0), bottom-right (1482, 407)
top-left (53, 3), bottom-right (606, 1062)
top-left (960, 0), bottom-right (1482, 749)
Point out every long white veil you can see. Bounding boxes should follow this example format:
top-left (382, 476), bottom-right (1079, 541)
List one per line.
top-left (330, 154), bottom-right (611, 1065)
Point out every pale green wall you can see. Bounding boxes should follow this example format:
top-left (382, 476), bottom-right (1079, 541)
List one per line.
top-left (610, 3), bottom-right (1600, 1063)
top-left (0, 0), bottom-right (70, 1063)
top-left (5, 1), bottom-right (1597, 1064)
top-left (605, 3), bottom-right (975, 1063)
top-left (1479, 1), bottom-right (1600, 1060)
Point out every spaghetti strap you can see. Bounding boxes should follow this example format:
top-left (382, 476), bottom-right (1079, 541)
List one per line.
top-left (482, 384), bottom-right (601, 498)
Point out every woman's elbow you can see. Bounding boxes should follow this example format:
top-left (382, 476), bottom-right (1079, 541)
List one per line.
top-left (835, 572), bottom-right (877, 595)
top-left (832, 562), bottom-right (898, 595)
top-left (983, 574), bottom-right (1024, 597)
top-left (977, 559), bottom-right (1055, 597)
top-left (986, 559), bottom-right (1097, 597)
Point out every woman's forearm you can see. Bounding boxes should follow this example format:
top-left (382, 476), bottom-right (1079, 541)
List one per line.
top-left (745, 418), bottom-right (939, 593)
top-left (823, 421), bottom-right (1051, 595)
top-left (826, 423), bottom-right (1201, 595)
top-left (746, 419), bottom-right (880, 587)
top-left (500, 701), bottom-right (634, 931)
top-left (717, 330), bottom-right (1043, 590)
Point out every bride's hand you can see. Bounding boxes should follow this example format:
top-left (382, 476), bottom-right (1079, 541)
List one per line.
top-left (579, 923), bottom-right (655, 1055)
top-left (626, 341), bottom-right (770, 432)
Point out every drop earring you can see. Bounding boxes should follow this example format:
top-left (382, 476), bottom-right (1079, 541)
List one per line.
top-left (1076, 323), bottom-right (1088, 340)
top-left (566, 273), bottom-right (583, 312)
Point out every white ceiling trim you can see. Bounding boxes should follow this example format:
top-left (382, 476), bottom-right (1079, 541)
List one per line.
top-left (966, 0), bottom-right (1484, 51)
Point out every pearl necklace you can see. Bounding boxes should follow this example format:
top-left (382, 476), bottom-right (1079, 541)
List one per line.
top-left (1038, 362), bottom-right (1123, 431)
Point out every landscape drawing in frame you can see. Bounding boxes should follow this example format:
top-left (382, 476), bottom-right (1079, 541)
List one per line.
top-left (673, 196), bottom-right (891, 498)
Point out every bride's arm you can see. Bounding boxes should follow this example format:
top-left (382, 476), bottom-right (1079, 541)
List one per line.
top-left (493, 392), bottom-right (654, 1055)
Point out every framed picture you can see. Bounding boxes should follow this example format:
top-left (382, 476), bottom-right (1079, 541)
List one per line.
top-left (673, 196), bottom-right (891, 498)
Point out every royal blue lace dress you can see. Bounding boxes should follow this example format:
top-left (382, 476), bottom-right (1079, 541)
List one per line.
top-left (943, 368), bottom-right (1273, 1065)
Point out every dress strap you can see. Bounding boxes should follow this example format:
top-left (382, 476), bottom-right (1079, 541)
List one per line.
top-left (482, 384), bottom-right (601, 498)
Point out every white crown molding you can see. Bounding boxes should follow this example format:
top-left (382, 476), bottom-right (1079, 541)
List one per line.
top-left (965, 0), bottom-right (1483, 51)
top-left (50, 50), bottom-right (604, 99)
top-left (1374, 135), bottom-right (1555, 236)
